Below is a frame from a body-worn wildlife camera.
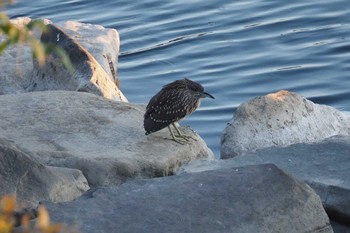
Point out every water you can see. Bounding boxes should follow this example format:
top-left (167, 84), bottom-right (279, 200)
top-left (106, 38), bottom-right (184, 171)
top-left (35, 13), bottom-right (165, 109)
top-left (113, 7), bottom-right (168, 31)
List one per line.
top-left (6, 0), bottom-right (350, 157)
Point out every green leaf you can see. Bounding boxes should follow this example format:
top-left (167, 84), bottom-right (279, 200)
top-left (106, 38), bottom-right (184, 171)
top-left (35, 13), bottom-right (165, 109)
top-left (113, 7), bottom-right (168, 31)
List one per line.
top-left (0, 40), bottom-right (10, 53)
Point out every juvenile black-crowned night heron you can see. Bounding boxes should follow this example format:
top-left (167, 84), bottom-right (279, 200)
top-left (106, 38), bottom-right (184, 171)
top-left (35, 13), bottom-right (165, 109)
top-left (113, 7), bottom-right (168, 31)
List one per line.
top-left (144, 78), bottom-right (214, 144)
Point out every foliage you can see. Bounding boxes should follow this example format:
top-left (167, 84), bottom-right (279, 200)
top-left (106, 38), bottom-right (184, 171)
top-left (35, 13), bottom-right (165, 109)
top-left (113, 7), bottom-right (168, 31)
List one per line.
top-left (0, 195), bottom-right (76, 233)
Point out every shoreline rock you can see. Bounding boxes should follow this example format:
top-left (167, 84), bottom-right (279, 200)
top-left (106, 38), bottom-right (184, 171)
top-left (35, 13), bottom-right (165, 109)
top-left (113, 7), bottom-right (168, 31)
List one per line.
top-left (0, 91), bottom-right (214, 186)
top-left (0, 138), bottom-right (89, 209)
top-left (221, 90), bottom-right (350, 158)
top-left (0, 17), bottom-right (127, 101)
top-left (57, 20), bottom-right (121, 86)
top-left (180, 135), bottom-right (350, 228)
top-left (46, 164), bottom-right (333, 233)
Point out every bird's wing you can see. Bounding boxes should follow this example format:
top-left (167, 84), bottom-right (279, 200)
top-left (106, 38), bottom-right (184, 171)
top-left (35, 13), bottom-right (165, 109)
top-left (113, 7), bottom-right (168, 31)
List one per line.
top-left (144, 89), bottom-right (193, 134)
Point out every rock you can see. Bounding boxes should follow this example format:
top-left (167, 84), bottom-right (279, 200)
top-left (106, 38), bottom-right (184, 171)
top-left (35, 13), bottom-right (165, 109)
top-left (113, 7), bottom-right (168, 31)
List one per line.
top-left (0, 42), bottom-right (30, 95)
top-left (45, 164), bottom-right (332, 233)
top-left (221, 90), bottom-right (350, 158)
top-left (180, 136), bottom-right (350, 226)
top-left (0, 138), bottom-right (89, 209)
top-left (57, 20), bottom-right (120, 86)
top-left (0, 18), bottom-right (35, 95)
top-left (0, 91), bottom-right (214, 186)
top-left (0, 17), bottom-right (126, 101)
top-left (27, 23), bottom-right (127, 102)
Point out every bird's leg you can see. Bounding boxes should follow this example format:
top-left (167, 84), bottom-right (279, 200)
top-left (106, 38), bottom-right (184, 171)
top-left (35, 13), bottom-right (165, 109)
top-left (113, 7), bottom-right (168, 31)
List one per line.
top-left (172, 123), bottom-right (189, 142)
top-left (172, 123), bottom-right (197, 142)
top-left (168, 125), bottom-right (187, 144)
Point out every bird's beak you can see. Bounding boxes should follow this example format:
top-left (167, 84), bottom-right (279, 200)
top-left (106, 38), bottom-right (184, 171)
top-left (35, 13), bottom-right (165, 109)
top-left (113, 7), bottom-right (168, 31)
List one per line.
top-left (202, 91), bottom-right (215, 99)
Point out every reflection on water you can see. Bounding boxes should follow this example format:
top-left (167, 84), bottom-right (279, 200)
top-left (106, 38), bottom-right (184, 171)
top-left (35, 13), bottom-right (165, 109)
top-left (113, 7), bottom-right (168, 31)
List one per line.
top-left (7, 0), bottom-right (350, 157)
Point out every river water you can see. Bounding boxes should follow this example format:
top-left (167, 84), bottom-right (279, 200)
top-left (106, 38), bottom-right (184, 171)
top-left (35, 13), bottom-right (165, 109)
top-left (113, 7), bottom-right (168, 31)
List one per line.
top-left (6, 0), bottom-right (350, 157)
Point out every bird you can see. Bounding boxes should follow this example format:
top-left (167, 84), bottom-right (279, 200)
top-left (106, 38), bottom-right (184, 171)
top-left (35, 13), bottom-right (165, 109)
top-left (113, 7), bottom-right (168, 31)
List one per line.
top-left (144, 78), bottom-right (214, 144)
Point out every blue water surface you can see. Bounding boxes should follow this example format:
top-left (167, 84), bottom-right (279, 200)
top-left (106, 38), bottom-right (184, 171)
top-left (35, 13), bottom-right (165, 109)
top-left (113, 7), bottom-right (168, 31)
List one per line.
top-left (6, 0), bottom-right (350, 157)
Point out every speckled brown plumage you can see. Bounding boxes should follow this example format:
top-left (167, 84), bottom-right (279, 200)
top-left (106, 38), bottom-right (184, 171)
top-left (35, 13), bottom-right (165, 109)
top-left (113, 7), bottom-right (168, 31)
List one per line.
top-left (144, 78), bottom-right (214, 136)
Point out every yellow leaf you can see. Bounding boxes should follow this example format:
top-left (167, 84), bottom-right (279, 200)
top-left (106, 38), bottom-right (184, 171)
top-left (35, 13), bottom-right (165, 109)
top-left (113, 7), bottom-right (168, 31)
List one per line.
top-left (0, 216), bottom-right (13, 233)
top-left (43, 224), bottom-right (63, 233)
top-left (33, 42), bottom-right (46, 66)
top-left (36, 205), bottom-right (50, 230)
top-left (1, 196), bottom-right (15, 215)
top-left (8, 26), bottom-right (19, 41)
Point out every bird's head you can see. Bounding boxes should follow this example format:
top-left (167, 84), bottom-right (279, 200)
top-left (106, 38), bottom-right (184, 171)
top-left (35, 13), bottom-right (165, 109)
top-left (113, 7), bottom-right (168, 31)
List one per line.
top-left (185, 78), bottom-right (215, 99)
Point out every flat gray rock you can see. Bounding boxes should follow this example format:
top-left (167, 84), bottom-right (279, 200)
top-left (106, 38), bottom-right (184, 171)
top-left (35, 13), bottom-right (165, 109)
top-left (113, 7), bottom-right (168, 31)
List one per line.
top-left (46, 164), bottom-right (332, 233)
top-left (0, 91), bottom-right (213, 186)
top-left (181, 136), bottom-right (350, 225)
top-left (221, 90), bottom-right (350, 158)
top-left (0, 138), bottom-right (89, 208)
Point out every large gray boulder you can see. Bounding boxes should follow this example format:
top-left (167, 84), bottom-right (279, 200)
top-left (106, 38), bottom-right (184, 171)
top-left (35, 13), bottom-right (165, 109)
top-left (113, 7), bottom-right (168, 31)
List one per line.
top-left (180, 136), bottom-right (350, 227)
top-left (46, 164), bottom-right (333, 233)
top-left (0, 91), bottom-right (214, 186)
top-left (0, 138), bottom-right (89, 208)
top-left (221, 90), bottom-right (350, 158)
top-left (0, 17), bottom-right (126, 101)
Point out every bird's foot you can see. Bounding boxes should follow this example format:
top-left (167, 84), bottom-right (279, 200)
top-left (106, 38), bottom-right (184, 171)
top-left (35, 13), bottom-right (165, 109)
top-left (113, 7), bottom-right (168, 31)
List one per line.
top-left (175, 134), bottom-right (197, 142)
top-left (171, 137), bottom-right (188, 145)
top-left (168, 134), bottom-right (196, 145)
top-left (168, 125), bottom-right (197, 144)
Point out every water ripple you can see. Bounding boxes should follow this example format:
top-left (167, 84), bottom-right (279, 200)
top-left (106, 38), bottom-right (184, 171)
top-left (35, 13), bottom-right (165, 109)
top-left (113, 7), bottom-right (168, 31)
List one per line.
top-left (120, 32), bottom-right (211, 57)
